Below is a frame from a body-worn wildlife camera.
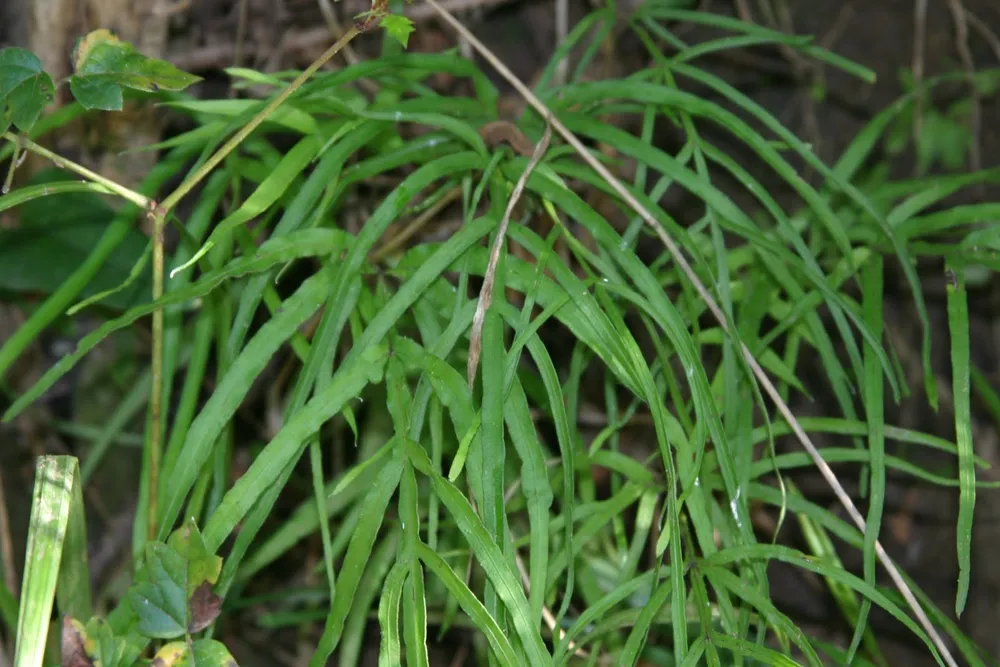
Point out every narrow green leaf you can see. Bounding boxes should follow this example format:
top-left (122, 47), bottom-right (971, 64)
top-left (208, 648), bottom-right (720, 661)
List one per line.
top-left (849, 254), bottom-right (886, 661)
top-left (377, 562), bottom-right (408, 667)
top-left (203, 343), bottom-right (389, 548)
top-left (310, 451), bottom-right (404, 664)
top-left (947, 265), bottom-right (973, 616)
top-left (403, 440), bottom-right (550, 666)
top-left (15, 456), bottom-right (89, 667)
top-left (480, 307), bottom-right (507, 635)
top-left (415, 541), bottom-right (521, 667)
top-left (710, 631), bottom-right (806, 667)
top-left (159, 266), bottom-right (337, 538)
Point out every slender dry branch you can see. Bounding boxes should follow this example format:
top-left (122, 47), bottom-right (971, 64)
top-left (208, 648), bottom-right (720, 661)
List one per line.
top-left (912, 0), bottom-right (928, 145)
top-left (0, 470), bottom-right (17, 598)
top-left (945, 0), bottom-right (983, 181)
top-left (423, 1), bottom-right (959, 664)
top-left (467, 123), bottom-right (552, 387)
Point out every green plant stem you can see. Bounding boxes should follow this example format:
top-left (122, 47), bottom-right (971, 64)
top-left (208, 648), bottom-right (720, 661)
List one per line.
top-left (157, 26), bottom-right (360, 214)
top-left (2, 137), bottom-right (19, 194)
top-left (1, 132), bottom-right (149, 207)
top-left (142, 26), bottom-right (361, 539)
top-left (148, 207), bottom-right (166, 540)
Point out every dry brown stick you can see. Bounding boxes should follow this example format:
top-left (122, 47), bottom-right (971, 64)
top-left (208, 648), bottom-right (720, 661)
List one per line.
top-left (733, 0), bottom-right (753, 22)
top-left (467, 123), bottom-right (553, 387)
top-left (317, 0), bottom-right (373, 79)
top-left (370, 186), bottom-right (464, 263)
top-left (423, 1), bottom-right (959, 664)
top-left (170, 0), bottom-right (517, 70)
top-left (154, 0), bottom-right (192, 16)
top-left (0, 469), bottom-right (17, 599)
top-left (945, 0), bottom-right (983, 182)
top-left (555, 0), bottom-right (569, 84)
top-left (912, 0), bottom-right (928, 147)
top-left (964, 9), bottom-right (1000, 63)
top-left (511, 530), bottom-right (590, 660)
top-left (234, 0), bottom-right (250, 69)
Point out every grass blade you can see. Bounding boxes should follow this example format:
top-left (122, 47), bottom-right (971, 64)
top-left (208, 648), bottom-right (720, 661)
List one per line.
top-left (311, 452), bottom-right (404, 664)
top-left (946, 264), bottom-right (973, 615)
top-left (14, 456), bottom-right (89, 667)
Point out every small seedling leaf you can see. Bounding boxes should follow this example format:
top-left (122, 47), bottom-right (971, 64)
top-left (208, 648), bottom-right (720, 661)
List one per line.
top-left (382, 15), bottom-right (416, 49)
top-left (167, 518), bottom-right (224, 596)
top-left (151, 639), bottom-right (239, 666)
top-left (0, 47), bottom-right (55, 132)
top-left (69, 29), bottom-right (201, 110)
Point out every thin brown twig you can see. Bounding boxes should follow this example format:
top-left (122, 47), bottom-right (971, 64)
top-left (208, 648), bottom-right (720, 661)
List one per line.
top-left (467, 123), bottom-right (553, 387)
top-left (154, 0), bottom-right (192, 16)
top-left (733, 0), bottom-right (753, 22)
top-left (945, 0), bottom-right (983, 182)
top-left (0, 469), bottom-right (17, 598)
top-left (370, 186), bottom-right (463, 263)
top-left (317, 0), bottom-right (369, 73)
top-left (912, 0), bottom-right (928, 147)
top-left (555, 0), bottom-right (569, 84)
top-left (234, 0), bottom-right (250, 70)
top-left (964, 9), bottom-right (1000, 63)
top-left (448, 644), bottom-right (469, 667)
top-left (148, 207), bottom-right (165, 539)
top-left (423, 1), bottom-right (959, 664)
top-left (169, 0), bottom-right (516, 70)
top-left (511, 531), bottom-right (590, 660)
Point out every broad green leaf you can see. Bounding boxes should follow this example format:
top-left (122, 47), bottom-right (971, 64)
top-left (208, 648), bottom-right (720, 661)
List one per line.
top-left (128, 543), bottom-right (188, 639)
top-left (190, 639), bottom-right (239, 665)
top-left (127, 521), bottom-right (224, 638)
top-left (0, 47), bottom-right (55, 133)
top-left (69, 29), bottom-right (201, 110)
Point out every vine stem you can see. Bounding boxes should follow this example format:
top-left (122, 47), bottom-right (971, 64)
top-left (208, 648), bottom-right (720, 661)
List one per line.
top-left (0, 132), bottom-right (149, 207)
top-left (148, 206), bottom-right (166, 539)
top-left (145, 23), bottom-right (364, 538)
top-left (422, 0), bottom-right (958, 664)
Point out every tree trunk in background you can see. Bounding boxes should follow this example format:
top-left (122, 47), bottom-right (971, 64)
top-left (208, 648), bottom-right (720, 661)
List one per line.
top-left (2, 0), bottom-right (169, 188)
